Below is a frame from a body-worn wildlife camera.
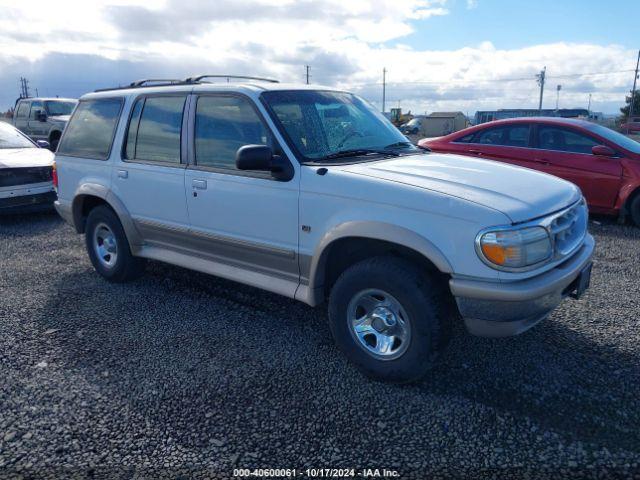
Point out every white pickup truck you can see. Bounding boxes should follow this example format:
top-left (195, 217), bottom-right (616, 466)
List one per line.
top-left (53, 76), bottom-right (594, 382)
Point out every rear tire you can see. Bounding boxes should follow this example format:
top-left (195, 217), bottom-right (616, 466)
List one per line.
top-left (49, 132), bottom-right (61, 152)
top-left (85, 205), bottom-right (146, 282)
top-left (630, 194), bottom-right (640, 228)
top-left (328, 256), bottom-right (448, 383)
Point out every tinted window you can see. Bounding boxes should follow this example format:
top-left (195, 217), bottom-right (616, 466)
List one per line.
top-left (29, 101), bottom-right (43, 119)
top-left (57, 98), bottom-right (123, 160)
top-left (583, 123), bottom-right (640, 155)
top-left (195, 96), bottom-right (271, 170)
top-left (476, 125), bottom-right (530, 147)
top-left (125, 98), bottom-right (143, 160)
top-left (45, 100), bottom-right (77, 116)
top-left (126, 96), bottom-right (186, 163)
top-left (16, 102), bottom-right (29, 118)
top-left (537, 126), bottom-right (599, 154)
top-left (454, 133), bottom-right (475, 143)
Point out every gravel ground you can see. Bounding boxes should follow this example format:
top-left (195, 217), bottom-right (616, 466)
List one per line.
top-left (0, 212), bottom-right (639, 480)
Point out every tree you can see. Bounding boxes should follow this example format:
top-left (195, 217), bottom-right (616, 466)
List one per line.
top-left (620, 90), bottom-right (640, 119)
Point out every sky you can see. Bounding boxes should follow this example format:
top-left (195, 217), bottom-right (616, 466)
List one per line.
top-left (0, 0), bottom-right (638, 116)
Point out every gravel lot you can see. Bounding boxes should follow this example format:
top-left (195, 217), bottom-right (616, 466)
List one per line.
top-left (0, 212), bottom-right (639, 479)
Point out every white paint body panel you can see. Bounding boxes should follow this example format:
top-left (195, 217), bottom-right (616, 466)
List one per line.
top-left (54, 82), bottom-right (586, 304)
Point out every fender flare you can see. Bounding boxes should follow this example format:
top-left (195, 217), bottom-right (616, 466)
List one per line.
top-left (303, 221), bottom-right (453, 305)
top-left (71, 184), bottom-right (143, 248)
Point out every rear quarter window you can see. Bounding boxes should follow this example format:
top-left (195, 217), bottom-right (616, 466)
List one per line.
top-left (57, 98), bottom-right (123, 160)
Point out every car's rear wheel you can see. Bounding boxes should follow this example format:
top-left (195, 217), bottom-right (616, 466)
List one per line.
top-left (328, 256), bottom-right (448, 383)
top-left (630, 194), bottom-right (640, 228)
top-left (49, 132), bottom-right (61, 152)
top-left (85, 205), bottom-right (146, 282)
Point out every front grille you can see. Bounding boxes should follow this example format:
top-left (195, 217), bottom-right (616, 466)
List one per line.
top-left (0, 166), bottom-right (52, 188)
top-left (550, 200), bottom-right (588, 258)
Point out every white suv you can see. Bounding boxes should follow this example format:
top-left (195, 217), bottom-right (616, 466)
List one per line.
top-left (54, 76), bottom-right (594, 382)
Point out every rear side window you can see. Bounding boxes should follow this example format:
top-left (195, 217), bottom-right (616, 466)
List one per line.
top-left (16, 102), bottom-right (29, 118)
top-left (124, 95), bottom-right (186, 164)
top-left (57, 98), bottom-right (123, 160)
top-left (475, 125), bottom-right (530, 147)
top-left (454, 133), bottom-right (475, 143)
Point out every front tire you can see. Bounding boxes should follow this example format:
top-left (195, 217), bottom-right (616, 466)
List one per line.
top-left (85, 205), bottom-right (146, 282)
top-left (328, 256), bottom-right (448, 383)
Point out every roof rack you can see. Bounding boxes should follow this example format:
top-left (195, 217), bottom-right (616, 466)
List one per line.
top-left (94, 74), bottom-right (279, 93)
top-left (184, 75), bottom-right (279, 84)
top-left (129, 78), bottom-right (184, 87)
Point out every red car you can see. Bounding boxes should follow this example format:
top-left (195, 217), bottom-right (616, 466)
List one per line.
top-left (419, 117), bottom-right (640, 226)
top-left (620, 120), bottom-right (640, 134)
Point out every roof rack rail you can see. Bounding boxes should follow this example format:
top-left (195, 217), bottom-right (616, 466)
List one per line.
top-left (94, 78), bottom-right (190, 93)
top-left (185, 75), bottom-right (279, 84)
top-left (129, 78), bottom-right (184, 87)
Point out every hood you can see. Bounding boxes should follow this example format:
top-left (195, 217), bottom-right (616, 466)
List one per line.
top-left (49, 115), bottom-right (70, 123)
top-left (0, 148), bottom-right (55, 169)
top-left (339, 153), bottom-right (581, 223)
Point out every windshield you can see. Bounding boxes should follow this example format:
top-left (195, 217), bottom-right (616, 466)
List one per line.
top-left (45, 100), bottom-right (77, 116)
top-left (261, 90), bottom-right (418, 161)
top-left (585, 123), bottom-right (640, 155)
top-left (0, 122), bottom-right (35, 149)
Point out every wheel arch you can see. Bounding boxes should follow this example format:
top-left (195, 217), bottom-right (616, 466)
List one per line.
top-left (299, 221), bottom-right (453, 306)
top-left (71, 184), bottom-right (142, 248)
top-left (48, 129), bottom-right (62, 142)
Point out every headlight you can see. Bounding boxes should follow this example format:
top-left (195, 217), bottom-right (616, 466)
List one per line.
top-left (477, 226), bottom-right (551, 270)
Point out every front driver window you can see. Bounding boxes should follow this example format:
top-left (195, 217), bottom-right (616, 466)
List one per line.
top-left (195, 96), bottom-right (272, 171)
top-left (537, 126), bottom-right (599, 154)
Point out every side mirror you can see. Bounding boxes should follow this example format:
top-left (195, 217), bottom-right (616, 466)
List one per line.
top-left (36, 110), bottom-right (47, 122)
top-left (235, 145), bottom-right (294, 181)
top-left (236, 145), bottom-right (272, 171)
top-left (36, 140), bottom-right (50, 149)
top-left (592, 145), bottom-right (615, 157)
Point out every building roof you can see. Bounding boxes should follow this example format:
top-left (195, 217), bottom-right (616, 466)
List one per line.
top-left (428, 111), bottom-right (465, 118)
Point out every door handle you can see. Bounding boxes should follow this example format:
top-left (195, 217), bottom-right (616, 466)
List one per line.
top-left (468, 149), bottom-right (483, 155)
top-left (192, 179), bottom-right (207, 190)
top-left (534, 158), bottom-right (550, 165)
top-left (117, 170), bottom-right (128, 179)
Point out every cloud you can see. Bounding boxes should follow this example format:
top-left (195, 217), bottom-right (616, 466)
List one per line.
top-left (466, 0), bottom-right (478, 9)
top-left (0, 0), bottom-right (634, 115)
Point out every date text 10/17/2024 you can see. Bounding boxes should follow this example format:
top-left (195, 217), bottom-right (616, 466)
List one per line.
top-left (233, 468), bottom-right (401, 478)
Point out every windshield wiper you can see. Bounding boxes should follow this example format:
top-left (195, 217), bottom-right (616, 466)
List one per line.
top-left (320, 148), bottom-right (400, 160)
top-left (383, 141), bottom-right (415, 149)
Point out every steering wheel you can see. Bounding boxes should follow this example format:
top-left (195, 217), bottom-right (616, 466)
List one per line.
top-left (337, 131), bottom-right (365, 148)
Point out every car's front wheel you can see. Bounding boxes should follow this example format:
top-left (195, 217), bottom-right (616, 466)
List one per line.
top-left (328, 256), bottom-right (448, 383)
top-left (85, 205), bottom-right (146, 282)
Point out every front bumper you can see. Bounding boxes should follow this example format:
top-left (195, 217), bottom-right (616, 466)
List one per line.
top-left (450, 234), bottom-right (595, 337)
top-left (0, 185), bottom-right (56, 214)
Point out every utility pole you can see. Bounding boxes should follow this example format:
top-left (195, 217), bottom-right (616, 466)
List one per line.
top-left (536, 67), bottom-right (546, 112)
top-left (587, 93), bottom-right (592, 114)
top-left (555, 84), bottom-right (562, 110)
top-left (19, 77), bottom-right (31, 99)
top-left (305, 65), bottom-right (310, 85)
top-left (382, 67), bottom-right (387, 114)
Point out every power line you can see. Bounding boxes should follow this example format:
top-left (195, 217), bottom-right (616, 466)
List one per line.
top-left (345, 68), bottom-right (635, 88)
